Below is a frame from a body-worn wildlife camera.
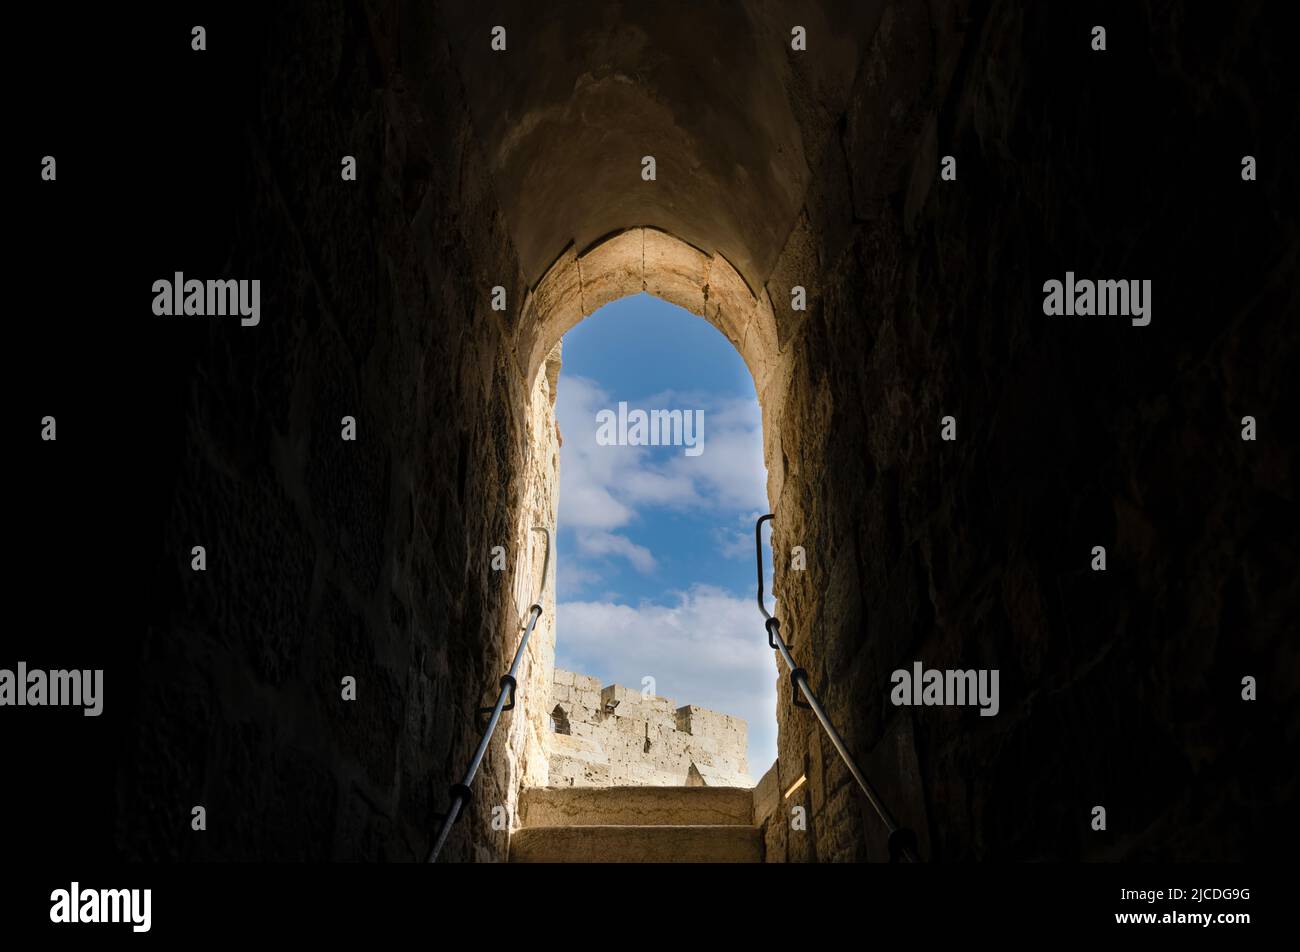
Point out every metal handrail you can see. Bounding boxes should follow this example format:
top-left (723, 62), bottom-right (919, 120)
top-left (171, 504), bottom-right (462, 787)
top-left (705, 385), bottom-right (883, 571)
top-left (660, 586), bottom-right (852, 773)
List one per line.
top-left (427, 526), bottom-right (552, 863)
top-left (755, 514), bottom-right (920, 863)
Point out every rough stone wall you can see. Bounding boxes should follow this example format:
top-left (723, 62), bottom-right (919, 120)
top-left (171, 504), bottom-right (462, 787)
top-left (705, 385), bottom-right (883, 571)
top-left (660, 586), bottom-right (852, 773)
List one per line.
top-left (547, 670), bottom-right (751, 787)
top-left (25, 0), bottom-right (1292, 866)
top-left (113, 0), bottom-right (554, 862)
top-left (759, 0), bottom-right (1297, 861)
top-left (509, 349), bottom-right (563, 795)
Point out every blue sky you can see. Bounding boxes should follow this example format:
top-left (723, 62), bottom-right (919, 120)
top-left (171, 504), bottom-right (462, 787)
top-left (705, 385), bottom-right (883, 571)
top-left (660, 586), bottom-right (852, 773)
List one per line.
top-left (553, 293), bottom-right (777, 779)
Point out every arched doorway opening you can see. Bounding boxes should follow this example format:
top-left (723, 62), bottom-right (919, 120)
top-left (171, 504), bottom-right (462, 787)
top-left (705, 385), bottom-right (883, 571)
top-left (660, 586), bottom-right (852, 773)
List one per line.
top-left (546, 291), bottom-right (775, 788)
top-left (499, 228), bottom-right (793, 802)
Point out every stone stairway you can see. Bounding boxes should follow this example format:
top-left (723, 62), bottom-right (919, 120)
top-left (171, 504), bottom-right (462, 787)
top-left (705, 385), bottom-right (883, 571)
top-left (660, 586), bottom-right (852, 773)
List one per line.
top-left (510, 786), bottom-right (762, 863)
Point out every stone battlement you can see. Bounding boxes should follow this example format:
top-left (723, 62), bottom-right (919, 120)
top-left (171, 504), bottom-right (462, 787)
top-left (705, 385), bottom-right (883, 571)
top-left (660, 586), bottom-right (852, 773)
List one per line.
top-left (547, 669), bottom-right (750, 787)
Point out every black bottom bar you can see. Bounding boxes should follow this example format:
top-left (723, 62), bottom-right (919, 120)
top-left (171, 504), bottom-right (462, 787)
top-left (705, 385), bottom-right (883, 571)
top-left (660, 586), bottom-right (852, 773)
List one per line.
top-left (3, 863), bottom-right (1274, 941)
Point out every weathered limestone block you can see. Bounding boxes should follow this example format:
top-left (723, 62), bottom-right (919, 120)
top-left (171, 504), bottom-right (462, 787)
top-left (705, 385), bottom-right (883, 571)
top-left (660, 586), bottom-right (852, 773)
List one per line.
top-left (578, 229), bottom-right (644, 315)
top-left (543, 669), bottom-right (751, 788)
top-left (521, 247), bottom-right (583, 384)
top-left (550, 755), bottom-right (612, 787)
top-left (644, 227), bottom-right (709, 316)
top-left (702, 252), bottom-right (755, 358)
top-left (753, 760), bottom-right (780, 827)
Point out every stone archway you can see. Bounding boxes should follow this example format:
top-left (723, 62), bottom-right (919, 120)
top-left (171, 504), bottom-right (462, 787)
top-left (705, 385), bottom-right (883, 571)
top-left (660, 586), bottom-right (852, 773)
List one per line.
top-left (504, 228), bottom-right (795, 812)
top-left (520, 227), bottom-right (792, 510)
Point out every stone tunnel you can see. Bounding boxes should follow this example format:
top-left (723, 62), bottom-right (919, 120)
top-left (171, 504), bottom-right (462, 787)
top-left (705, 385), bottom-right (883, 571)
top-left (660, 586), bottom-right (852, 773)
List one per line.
top-left (18, 0), bottom-right (1294, 864)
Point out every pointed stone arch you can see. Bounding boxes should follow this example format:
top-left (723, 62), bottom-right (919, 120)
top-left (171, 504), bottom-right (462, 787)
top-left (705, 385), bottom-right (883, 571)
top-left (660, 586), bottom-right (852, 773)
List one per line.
top-left (517, 226), bottom-right (792, 507)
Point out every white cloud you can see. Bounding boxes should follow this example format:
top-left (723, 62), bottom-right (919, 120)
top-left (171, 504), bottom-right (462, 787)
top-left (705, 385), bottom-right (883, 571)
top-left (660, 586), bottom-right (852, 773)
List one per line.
top-left (555, 562), bottom-right (602, 599)
top-left (574, 530), bottom-right (657, 573)
top-left (556, 585), bottom-right (779, 776)
top-left (714, 509), bottom-right (766, 561)
top-left (715, 528), bottom-right (751, 561)
top-left (557, 377), bottom-right (767, 524)
top-left (641, 388), bottom-right (767, 511)
top-left (560, 484), bottom-right (634, 531)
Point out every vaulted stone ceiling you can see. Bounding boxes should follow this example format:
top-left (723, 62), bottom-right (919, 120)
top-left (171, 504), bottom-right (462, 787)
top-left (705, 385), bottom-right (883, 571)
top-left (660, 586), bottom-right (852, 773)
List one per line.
top-left (441, 1), bottom-right (884, 291)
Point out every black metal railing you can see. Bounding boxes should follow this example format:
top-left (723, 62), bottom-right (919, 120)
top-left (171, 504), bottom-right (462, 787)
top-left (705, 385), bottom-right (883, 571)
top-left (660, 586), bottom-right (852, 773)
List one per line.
top-left (755, 514), bottom-right (920, 863)
top-left (427, 526), bottom-right (551, 863)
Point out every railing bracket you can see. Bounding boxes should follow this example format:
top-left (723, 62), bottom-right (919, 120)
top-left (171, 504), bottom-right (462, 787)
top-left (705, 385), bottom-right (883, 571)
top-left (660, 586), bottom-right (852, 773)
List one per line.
top-left (789, 667), bottom-right (812, 708)
top-left (478, 674), bottom-right (518, 718)
top-left (765, 616), bottom-right (794, 650)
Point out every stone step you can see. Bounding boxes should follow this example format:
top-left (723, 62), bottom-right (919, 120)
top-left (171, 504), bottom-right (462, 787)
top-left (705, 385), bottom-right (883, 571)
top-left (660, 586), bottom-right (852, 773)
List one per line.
top-left (519, 786), bottom-right (754, 828)
top-left (509, 825), bottom-right (762, 863)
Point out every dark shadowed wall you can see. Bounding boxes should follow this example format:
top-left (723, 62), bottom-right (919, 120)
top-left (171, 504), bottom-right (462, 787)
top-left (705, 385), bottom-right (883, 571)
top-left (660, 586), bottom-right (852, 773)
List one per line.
top-left (12, 0), bottom-right (1294, 863)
